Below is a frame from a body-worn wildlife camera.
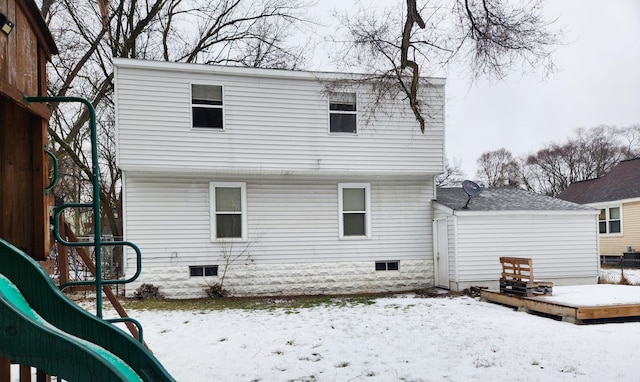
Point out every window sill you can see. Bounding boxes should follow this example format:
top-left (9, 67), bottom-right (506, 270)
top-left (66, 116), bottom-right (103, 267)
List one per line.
top-left (339, 235), bottom-right (371, 240)
top-left (192, 127), bottom-right (225, 131)
top-left (599, 233), bottom-right (623, 237)
top-left (211, 237), bottom-right (248, 243)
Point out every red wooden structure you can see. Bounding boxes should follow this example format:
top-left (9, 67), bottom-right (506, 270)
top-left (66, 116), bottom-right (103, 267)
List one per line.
top-left (0, 0), bottom-right (57, 380)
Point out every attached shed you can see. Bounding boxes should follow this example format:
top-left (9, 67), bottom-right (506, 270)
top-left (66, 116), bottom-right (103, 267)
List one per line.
top-left (433, 187), bottom-right (600, 291)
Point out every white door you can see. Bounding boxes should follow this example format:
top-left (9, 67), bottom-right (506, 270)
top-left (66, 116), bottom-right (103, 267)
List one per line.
top-left (434, 218), bottom-right (450, 288)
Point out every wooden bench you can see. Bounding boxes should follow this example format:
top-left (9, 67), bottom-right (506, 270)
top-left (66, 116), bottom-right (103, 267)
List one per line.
top-left (499, 257), bottom-right (553, 297)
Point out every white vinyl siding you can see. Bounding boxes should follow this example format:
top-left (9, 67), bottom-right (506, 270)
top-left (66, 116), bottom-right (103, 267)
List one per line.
top-left (452, 214), bottom-right (599, 282)
top-left (114, 59), bottom-right (445, 176)
top-left (122, 175), bottom-right (433, 273)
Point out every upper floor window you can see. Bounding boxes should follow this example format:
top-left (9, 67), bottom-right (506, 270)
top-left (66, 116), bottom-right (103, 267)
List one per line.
top-left (599, 206), bottom-right (621, 234)
top-left (209, 182), bottom-right (247, 241)
top-left (192, 84), bottom-right (223, 129)
top-left (338, 183), bottom-right (370, 238)
top-left (329, 92), bottom-right (357, 134)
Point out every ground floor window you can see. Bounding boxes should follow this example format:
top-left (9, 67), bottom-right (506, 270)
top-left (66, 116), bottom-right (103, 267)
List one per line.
top-left (338, 183), bottom-right (371, 238)
top-left (209, 182), bottom-right (247, 241)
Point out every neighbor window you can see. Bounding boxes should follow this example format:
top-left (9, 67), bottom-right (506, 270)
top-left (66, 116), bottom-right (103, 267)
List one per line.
top-left (209, 182), bottom-right (247, 240)
top-left (192, 84), bottom-right (223, 129)
top-left (598, 206), bottom-right (621, 234)
top-left (329, 92), bottom-right (357, 133)
top-left (338, 183), bottom-right (370, 238)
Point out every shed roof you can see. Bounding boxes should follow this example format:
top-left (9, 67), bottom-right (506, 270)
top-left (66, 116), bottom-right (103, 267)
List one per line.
top-left (557, 157), bottom-right (640, 204)
top-left (436, 187), bottom-right (594, 212)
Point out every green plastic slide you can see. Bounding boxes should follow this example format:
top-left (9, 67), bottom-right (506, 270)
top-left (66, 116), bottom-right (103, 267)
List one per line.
top-left (0, 239), bottom-right (175, 381)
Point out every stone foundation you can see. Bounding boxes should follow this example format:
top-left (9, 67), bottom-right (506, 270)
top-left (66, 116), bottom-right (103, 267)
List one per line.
top-left (125, 260), bottom-right (433, 298)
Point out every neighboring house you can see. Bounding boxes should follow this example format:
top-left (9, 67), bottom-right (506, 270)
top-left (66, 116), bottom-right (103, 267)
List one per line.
top-left (433, 187), bottom-right (599, 291)
top-left (114, 58), bottom-right (445, 298)
top-left (557, 157), bottom-right (640, 257)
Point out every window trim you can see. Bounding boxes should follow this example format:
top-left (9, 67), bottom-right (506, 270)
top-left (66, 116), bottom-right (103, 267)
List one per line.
top-left (338, 183), bottom-right (371, 239)
top-left (209, 182), bottom-right (247, 241)
top-left (596, 204), bottom-right (623, 236)
top-left (191, 83), bottom-right (225, 130)
top-left (328, 92), bottom-right (358, 134)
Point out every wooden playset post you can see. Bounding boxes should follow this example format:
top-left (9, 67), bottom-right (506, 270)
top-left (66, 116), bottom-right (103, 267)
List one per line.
top-left (0, 0), bottom-right (57, 380)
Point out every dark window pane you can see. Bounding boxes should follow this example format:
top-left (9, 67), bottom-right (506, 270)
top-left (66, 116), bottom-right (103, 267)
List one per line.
top-left (610, 221), bottom-right (621, 234)
top-left (330, 113), bottom-right (356, 133)
top-left (599, 222), bottom-right (607, 234)
top-left (330, 102), bottom-right (356, 112)
top-left (343, 213), bottom-right (365, 236)
top-left (190, 267), bottom-right (203, 277)
top-left (375, 262), bottom-right (386, 271)
top-left (217, 214), bottom-right (242, 238)
top-left (193, 107), bottom-right (223, 129)
top-left (193, 99), bottom-right (222, 106)
top-left (387, 261), bottom-right (399, 271)
top-left (204, 266), bottom-right (218, 276)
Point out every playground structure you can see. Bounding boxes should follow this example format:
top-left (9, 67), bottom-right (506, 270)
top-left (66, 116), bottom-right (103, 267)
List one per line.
top-left (0, 0), bottom-right (174, 380)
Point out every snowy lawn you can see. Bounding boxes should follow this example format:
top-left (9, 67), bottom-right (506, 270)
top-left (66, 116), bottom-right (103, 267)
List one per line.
top-left (115, 270), bottom-right (640, 382)
top-left (13, 269), bottom-right (640, 381)
top-left (600, 267), bottom-right (640, 285)
top-left (126, 294), bottom-right (640, 382)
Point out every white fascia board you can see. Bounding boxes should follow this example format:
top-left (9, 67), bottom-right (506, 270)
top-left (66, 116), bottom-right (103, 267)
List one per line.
top-left (116, 164), bottom-right (440, 178)
top-left (587, 197), bottom-right (640, 206)
top-left (113, 58), bottom-right (446, 86)
top-left (452, 209), bottom-right (599, 217)
top-left (432, 201), bottom-right (454, 216)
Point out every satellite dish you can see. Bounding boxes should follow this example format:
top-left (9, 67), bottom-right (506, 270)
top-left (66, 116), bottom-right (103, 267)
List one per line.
top-left (461, 180), bottom-right (481, 209)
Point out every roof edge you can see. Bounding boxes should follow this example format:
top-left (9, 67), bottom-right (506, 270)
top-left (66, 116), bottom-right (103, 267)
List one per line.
top-left (113, 58), bottom-right (446, 85)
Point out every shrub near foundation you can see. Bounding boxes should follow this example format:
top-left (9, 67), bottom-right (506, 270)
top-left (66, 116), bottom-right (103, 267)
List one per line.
top-left (133, 283), bottom-right (164, 300)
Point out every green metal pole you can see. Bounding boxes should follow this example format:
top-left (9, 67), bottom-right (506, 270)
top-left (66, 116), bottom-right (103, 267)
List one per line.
top-left (24, 96), bottom-right (104, 318)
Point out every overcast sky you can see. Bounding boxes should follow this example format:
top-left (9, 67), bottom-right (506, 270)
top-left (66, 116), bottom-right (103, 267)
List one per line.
top-left (310, 0), bottom-right (640, 178)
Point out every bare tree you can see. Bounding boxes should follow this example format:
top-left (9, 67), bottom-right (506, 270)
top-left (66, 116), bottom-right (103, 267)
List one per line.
top-left (522, 125), bottom-right (638, 196)
top-left (39, 0), bottom-right (312, 237)
top-left (475, 148), bottom-right (519, 187)
top-left (333, 0), bottom-right (561, 132)
top-left (436, 157), bottom-right (466, 187)
top-left (619, 124), bottom-right (640, 159)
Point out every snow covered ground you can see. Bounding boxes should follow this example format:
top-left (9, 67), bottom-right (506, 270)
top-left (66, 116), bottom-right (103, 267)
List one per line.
top-left (12, 269), bottom-right (640, 381)
top-left (599, 267), bottom-right (640, 285)
top-left (125, 269), bottom-right (640, 382)
top-left (131, 292), bottom-right (640, 382)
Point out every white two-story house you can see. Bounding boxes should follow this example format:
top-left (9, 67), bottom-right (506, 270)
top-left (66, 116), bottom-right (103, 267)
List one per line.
top-left (114, 58), bottom-right (445, 298)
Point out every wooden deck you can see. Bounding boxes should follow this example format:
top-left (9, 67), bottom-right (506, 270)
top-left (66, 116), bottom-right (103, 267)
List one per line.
top-left (481, 285), bottom-right (640, 324)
